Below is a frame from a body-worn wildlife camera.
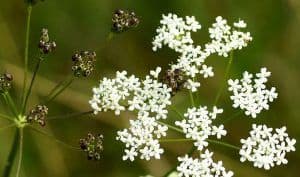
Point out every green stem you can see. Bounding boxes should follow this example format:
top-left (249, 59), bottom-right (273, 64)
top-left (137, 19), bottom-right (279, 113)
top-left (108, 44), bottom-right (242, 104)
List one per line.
top-left (220, 110), bottom-right (243, 124)
top-left (157, 121), bottom-right (183, 133)
top-left (46, 79), bottom-right (65, 99)
top-left (22, 57), bottom-right (43, 114)
top-left (16, 128), bottom-right (24, 177)
top-left (45, 77), bottom-right (74, 104)
top-left (47, 110), bottom-right (94, 120)
top-left (189, 90), bottom-right (195, 107)
top-left (169, 105), bottom-right (185, 120)
top-left (207, 139), bottom-right (240, 151)
top-left (159, 138), bottom-right (194, 143)
top-left (0, 124), bottom-right (16, 132)
top-left (2, 128), bottom-right (19, 177)
top-left (21, 5), bottom-right (32, 106)
top-left (214, 51), bottom-right (234, 106)
top-left (3, 92), bottom-right (18, 117)
top-left (0, 113), bottom-right (14, 122)
top-left (29, 126), bottom-right (81, 151)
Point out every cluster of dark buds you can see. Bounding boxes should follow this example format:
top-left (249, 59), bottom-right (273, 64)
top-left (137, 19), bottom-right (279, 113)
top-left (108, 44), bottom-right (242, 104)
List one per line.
top-left (0, 73), bottom-right (13, 93)
top-left (26, 105), bottom-right (48, 126)
top-left (162, 69), bottom-right (186, 95)
top-left (112, 9), bottom-right (140, 33)
top-left (38, 28), bottom-right (56, 54)
top-left (72, 51), bottom-right (97, 77)
top-left (79, 133), bottom-right (104, 160)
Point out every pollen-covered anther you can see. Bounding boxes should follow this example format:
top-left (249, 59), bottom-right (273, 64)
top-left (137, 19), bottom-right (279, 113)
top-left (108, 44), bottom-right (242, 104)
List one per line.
top-left (79, 133), bottom-right (104, 161)
top-left (71, 51), bottom-right (96, 77)
top-left (111, 9), bottom-right (140, 33)
top-left (26, 105), bottom-right (48, 127)
top-left (38, 28), bottom-right (56, 54)
top-left (0, 73), bottom-right (13, 93)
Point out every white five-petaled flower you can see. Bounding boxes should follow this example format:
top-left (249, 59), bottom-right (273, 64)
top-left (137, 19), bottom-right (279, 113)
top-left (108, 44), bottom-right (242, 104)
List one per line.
top-left (177, 150), bottom-right (234, 177)
top-left (175, 106), bottom-right (226, 150)
top-left (228, 67), bottom-right (278, 118)
top-left (239, 124), bottom-right (296, 170)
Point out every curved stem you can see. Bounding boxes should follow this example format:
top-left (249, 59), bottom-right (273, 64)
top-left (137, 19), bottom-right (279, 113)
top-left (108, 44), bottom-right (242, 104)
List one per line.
top-left (0, 113), bottom-right (14, 122)
top-left (22, 57), bottom-right (43, 114)
top-left (47, 110), bottom-right (94, 120)
top-left (44, 77), bottom-right (74, 104)
top-left (207, 139), bottom-right (240, 150)
top-left (169, 105), bottom-right (185, 120)
top-left (2, 128), bottom-right (19, 177)
top-left (21, 5), bottom-right (32, 106)
top-left (214, 51), bottom-right (234, 106)
top-left (29, 126), bottom-right (80, 151)
top-left (220, 110), bottom-right (243, 124)
top-left (16, 128), bottom-right (24, 177)
top-left (159, 138), bottom-right (194, 143)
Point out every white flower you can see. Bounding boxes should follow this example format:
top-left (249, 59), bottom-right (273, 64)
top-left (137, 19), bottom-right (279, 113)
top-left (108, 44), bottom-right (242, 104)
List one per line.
top-left (175, 106), bottom-right (227, 150)
top-left (240, 124), bottom-right (296, 170)
top-left (228, 67), bottom-right (278, 118)
top-left (177, 150), bottom-right (234, 177)
top-left (233, 19), bottom-right (247, 28)
top-left (185, 79), bottom-right (201, 92)
top-left (200, 65), bottom-right (214, 78)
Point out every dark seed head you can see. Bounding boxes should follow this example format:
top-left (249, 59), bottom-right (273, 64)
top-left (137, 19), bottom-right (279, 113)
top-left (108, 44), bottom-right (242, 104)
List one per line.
top-left (79, 133), bottom-right (104, 161)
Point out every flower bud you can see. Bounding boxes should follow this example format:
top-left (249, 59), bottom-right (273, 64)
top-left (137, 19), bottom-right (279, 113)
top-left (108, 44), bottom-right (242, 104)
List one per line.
top-left (26, 105), bottom-right (48, 126)
top-left (71, 51), bottom-right (96, 77)
top-left (38, 28), bottom-right (56, 54)
top-left (162, 69), bottom-right (186, 95)
top-left (0, 73), bottom-right (13, 93)
top-left (79, 133), bottom-right (104, 160)
top-left (111, 9), bottom-right (140, 33)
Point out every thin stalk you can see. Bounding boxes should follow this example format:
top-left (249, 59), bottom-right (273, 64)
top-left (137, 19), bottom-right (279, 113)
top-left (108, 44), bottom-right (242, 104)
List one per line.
top-left (4, 93), bottom-right (18, 117)
top-left (169, 105), bottom-right (185, 120)
top-left (0, 113), bottom-right (14, 122)
top-left (29, 126), bottom-right (81, 151)
top-left (2, 128), bottom-right (19, 177)
top-left (207, 139), bottom-right (240, 151)
top-left (16, 128), bottom-right (24, 177)
top-left (22, 57), bottom-right (43, 114)
top-left (46, 79), bottom-right (65, 99)
top-left (21, 5), bottom-right (33, 105)
top-left (47, 110), bottom-right (94, 120)
top-left (157, 121), bottom-right (183, 133)
top-left (159, 138), bottom-right (194, 143)
top-left (45, 77), bottom-right (74, 104)
top-left (189, 90), bottom-right (195, 107)
top-left (214, 51), bottom-right (234, 106)
top-left (220, 110), bottom-right (243, 124)
top-left (0, 124), bottom-right (16, 132)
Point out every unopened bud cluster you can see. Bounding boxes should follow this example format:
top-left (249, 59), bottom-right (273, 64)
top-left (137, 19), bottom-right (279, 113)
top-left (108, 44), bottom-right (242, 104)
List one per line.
top-left (26, 105), bottom-right (48, 126)
top-left (72, 51), bottom-right (96, 77)
top-left (0, 73), bottom-right (13, 93)
top-left (79, 133), bottom-right (104, 160)
top-left (162, 69), bottom-right (186, 95)
top-left (38, 28), bottom-right (56, 54)
top-left (112, 9), bottom-right (139, 33)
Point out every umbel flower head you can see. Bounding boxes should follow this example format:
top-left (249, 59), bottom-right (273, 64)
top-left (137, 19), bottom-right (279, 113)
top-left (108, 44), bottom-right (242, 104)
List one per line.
top-left (38, 28), bottom-right (56, 54)
top-left (177, 150), bottom-right (234, 177)
top-left (26, 105), bottom-right (48, 126)
top-left (228, 67), bottom-right (278, 118)
top-left (71, 51), bottom-right (97, 77)
top-left (111, 9), bottom-right (140, 33)
top-left (0, 73), bottom-right (13, 93)
top-left (79, 133), bottom-right (104, 160)
top-left (240, 124), bottom-right (296, 170)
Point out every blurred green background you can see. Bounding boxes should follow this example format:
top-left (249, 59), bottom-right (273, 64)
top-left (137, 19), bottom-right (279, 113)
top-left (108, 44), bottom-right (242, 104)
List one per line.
top-left (0, 0), bottom-right (299, 177)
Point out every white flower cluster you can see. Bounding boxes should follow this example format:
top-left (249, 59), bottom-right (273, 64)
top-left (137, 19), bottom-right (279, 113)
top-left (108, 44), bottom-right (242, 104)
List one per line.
top-left (228, 67), bottom-right (278, 118)
top-left (240, 124), bottom-right (296, 170)
top-left (177, 150), bottom-right (234, 177)
top-left (175, 106), bottom-right (226, 150)
top-left (89, 67), bottom-right (172, 161)
top-left (153, 14), bottom-right (252, 92)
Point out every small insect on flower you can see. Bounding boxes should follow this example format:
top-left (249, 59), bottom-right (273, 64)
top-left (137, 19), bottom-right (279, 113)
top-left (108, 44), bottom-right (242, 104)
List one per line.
top-left (0, 73), bottom-right (13, 93)
top-left (162, 69), bottom-right (186, 95)
top-left (38, 28), bottom-right (56, 54)
top-left (71, 51), bottom-right (97, 77)
top-left (79, 133), bottom-right (104, 160)
top-left (111, 9), bottom-right (140, 33)
top-left (26, 105), bottom-right (48, 127)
